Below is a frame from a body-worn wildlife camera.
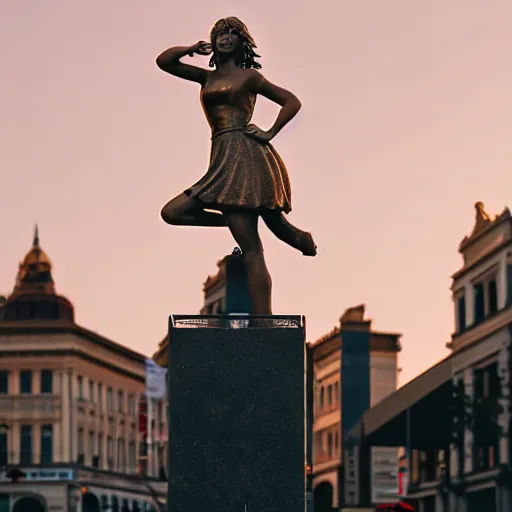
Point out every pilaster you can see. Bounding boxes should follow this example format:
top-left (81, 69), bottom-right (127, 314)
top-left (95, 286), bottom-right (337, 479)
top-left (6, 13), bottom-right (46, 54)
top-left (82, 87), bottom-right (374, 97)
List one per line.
top-left (435, 491), bottom-right (446, 512)
top-left (33, 423), bottom-right (41, 464)
top-left (498, 253), bottom-right (508, 309)
top-left (450, 373), bottom-right (463, 479)
top-left (463, 367), bottom-right (474, 474)
top-left (11, 423), bottom-right (20, 465)
top-left (497, 484), bottom-right (511, 512)
top-left (497, 337), bottom-right (510, 464)
top-left (61, 369), bottom-right (72, 462)
top-left (33, 369), bottom-right (41, 394)
top-left (464, 283), bottom-right (474, 326)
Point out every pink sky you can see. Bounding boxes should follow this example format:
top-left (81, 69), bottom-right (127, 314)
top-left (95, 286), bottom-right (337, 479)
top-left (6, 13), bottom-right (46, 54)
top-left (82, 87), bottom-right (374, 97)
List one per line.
top-left (1, 0), bottom-right (511, 385)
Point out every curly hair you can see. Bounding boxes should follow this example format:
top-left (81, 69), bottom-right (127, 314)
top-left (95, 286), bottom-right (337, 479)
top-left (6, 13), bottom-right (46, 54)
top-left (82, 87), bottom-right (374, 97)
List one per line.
top-left (209, 17), bottom-right (262, 70)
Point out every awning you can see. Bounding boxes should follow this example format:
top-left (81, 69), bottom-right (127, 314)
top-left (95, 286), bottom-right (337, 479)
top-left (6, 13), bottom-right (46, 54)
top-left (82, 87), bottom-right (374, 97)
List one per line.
top-left (348, 355), bottom-right (453, 447)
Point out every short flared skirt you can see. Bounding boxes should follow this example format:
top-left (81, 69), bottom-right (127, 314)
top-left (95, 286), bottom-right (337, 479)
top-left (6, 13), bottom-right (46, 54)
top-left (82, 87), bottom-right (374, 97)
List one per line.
top-left (184, 129), bottom-right (292, 214)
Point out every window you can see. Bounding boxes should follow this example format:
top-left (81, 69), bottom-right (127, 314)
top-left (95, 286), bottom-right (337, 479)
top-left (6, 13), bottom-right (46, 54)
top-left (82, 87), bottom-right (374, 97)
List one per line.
top-left (41, 424), bottom-right (53, 464)
top-left (98, 433), bottom-right (104, 468)
top-left (334, 381), bottom-right (339, 402)
top-left (107, 437), bottom-right (113, 470)
top-left (19, 371), bottom-right (32, 394)
top-left (319, 386), bottom-right (324, 409)
top-left (98, 383), bottom-right (103, 411)
top-left (78, 428), bottom-right (84, 458)
top-left (0, 431), bottom-right (7, 466)
top-left (473, 282), bottom-right (485, 324)
top-left (488, 279), bottom-right (498, 315)
top-left (89, 431), bottom-right (95, 464)
top-left (20, 425), bottom-right (32, 464)
top-left (107, 387), bottom-right (113, 412)
top-left (129, 441), bottom-right (136, 474)
top-left (40, 370), bottom-right (53, 394)
top-left (456, 295), bottom-right (466, 333)
top-left (0, 371), bottom-right (8, 394)
top-left (118, 390), bottom-right (124, 413)
top-left (334, 430), bottom-right (339, 451)
top-left (327, 384), bottom-right (333, 405)
top-left (0, 495), bottom-right (9, 512)
top-left (89, 380), bottom-right (94, 402)
top-left (327, 432), bottom-right (333, 457)
top-left (473, 362), bottom-right (500, 471)
top-left (77, 376), bottom-right (83, 399)
top-left (128, 393), bottom-right (136, 416)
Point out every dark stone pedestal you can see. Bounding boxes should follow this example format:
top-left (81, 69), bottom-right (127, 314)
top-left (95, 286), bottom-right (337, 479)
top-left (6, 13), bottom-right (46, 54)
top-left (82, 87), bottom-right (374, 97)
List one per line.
top-left (167, 315), bottom-right (306, 512)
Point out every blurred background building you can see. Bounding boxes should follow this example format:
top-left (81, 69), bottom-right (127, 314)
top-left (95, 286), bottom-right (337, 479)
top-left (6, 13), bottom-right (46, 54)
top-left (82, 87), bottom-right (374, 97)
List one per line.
top-left (347, 202), bottom-right (512, 512)
top-left (311, 304), bottom-right (401, 511)
top-left (0, 229), bottom-right (166, 512)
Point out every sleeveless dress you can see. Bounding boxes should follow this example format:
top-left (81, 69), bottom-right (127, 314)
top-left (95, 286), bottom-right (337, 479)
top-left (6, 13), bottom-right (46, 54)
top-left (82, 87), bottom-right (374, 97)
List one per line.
top-left (184, 76), bottom-right (292, 213)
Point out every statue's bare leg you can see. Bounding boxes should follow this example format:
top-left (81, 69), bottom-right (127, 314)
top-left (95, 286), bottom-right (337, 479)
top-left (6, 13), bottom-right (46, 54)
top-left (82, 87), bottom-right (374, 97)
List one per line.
top-left (161, 193), bottom-right (226, 227)
top-left (223, 210), bottom-right (272, 314)
top-left (261, 211), bottom-right (317, 256)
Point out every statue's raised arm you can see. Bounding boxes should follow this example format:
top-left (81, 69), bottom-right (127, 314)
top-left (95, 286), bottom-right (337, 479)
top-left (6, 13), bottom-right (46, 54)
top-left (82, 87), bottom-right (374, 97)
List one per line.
top-left (156, 41), bottom-right (213, 84)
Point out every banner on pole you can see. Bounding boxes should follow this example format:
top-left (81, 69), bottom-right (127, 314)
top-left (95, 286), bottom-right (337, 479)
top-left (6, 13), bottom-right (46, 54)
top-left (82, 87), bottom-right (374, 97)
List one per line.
top-left (145, 359), bottom-right (167, 399)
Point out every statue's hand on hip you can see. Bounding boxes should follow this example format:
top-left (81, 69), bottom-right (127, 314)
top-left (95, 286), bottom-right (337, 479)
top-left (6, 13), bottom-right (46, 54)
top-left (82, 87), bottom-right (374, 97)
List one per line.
top-left (244, 124), bottom-right (273, 144)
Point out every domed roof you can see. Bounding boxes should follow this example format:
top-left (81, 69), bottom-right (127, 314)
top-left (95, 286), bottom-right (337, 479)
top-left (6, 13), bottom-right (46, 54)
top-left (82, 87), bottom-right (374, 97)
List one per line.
top-left (0, 225), bottom-right (74, 322)
top-left (14, 226), bottom-right (54, 293)
top-left (21, 243), bottom-right (52, 267)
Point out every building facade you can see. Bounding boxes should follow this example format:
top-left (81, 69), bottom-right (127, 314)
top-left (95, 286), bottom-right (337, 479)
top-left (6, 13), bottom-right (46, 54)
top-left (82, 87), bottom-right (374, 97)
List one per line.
top-left (0, 229), bottom-right (166, 512)
top-left (347, 202), bottom-right (512, 512)
top-left (311, 305), bottom-right (401, 511)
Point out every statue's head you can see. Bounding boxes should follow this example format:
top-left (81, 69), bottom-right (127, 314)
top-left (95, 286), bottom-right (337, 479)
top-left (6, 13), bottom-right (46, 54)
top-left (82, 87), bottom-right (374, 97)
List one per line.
top-left (209, 17), bottom-right (261, 69)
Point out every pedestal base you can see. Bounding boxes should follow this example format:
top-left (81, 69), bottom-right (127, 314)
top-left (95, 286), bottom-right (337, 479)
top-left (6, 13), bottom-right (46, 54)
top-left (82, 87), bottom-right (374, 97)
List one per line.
top-left (167, 315), bottom-right (306, 512)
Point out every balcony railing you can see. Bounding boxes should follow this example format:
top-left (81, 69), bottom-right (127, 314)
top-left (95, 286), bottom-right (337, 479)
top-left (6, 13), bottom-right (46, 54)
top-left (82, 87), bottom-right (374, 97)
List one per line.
top-left (0, 395), bottom-right (61, 418)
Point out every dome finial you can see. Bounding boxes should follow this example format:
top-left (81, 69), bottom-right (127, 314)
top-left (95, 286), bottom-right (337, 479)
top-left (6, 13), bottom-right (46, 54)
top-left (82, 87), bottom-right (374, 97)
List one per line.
top-left (33, 224), bottom-right (39, 247)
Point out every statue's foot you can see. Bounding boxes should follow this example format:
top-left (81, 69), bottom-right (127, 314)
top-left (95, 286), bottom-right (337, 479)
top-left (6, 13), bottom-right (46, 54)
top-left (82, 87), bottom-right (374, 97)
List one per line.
top-left (301, 232), bottom-right (317, 257)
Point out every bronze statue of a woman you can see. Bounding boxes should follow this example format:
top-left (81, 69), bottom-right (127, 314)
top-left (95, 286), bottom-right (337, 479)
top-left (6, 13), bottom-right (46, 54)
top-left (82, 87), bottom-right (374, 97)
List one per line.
top-left (156, 17), bottom-right (316, 315)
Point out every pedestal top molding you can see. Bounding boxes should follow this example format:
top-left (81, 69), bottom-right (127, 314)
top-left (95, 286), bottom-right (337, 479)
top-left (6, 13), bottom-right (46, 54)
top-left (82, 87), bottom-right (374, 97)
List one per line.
top-left (169, 314), bottom-right (305, 329)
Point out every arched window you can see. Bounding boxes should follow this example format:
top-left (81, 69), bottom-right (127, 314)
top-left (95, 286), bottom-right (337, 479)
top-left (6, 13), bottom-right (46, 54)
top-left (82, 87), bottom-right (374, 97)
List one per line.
top-left (13, 496), bottom-right (45, 512)
top-left (314, 482), bottom-right (334, 512)
top-left (82, 493), bottom-right (101, 512)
